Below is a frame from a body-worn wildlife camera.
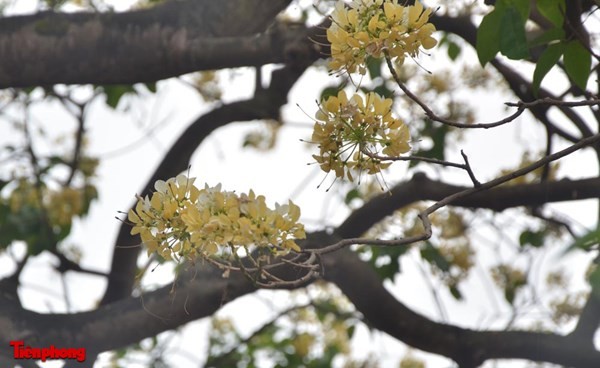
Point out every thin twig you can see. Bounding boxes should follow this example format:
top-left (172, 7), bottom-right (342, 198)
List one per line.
top-left (460, 150), bottom-right (480, 186)
top-left (362, 149), bottom-right (481, 187)
top-left (309, 132), bottom-right (600, 255)
top-left (384, 51), bottom-right (600, 129)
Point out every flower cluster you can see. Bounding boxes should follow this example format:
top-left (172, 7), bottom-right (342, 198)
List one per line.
top-left (327, 0), bottom-right (437, 74)
top-left (8, 179), bottom-right (96, 228)
top-left (311, 90), bottom-right (410, 181)
top-left (128, 175), bottom-right (306, 261)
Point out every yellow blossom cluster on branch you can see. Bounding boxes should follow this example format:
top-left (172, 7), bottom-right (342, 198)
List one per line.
top-left (327, 0), bottom-right (437, 74)
top-left (8, 179), bottom-right (96, 229)
top-left (127, 175), bottom-right (306, 261)
top-left (311, 90), bottom-right (410, 181)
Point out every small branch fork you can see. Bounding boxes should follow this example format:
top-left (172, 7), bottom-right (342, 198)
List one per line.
top-left (362, 149), bottom-right (481, 187)
top-left (306, 131), bottom-right (600, 255)
top-left (383, 52), bottom-right (600, 129)
top-left (203, 248), bottom-right (322, 289)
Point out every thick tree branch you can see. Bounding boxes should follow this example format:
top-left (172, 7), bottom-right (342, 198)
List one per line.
top-left (2, 231), bottom-right (599, 367)
top-left (338, 173), bottom-right (600, 239)
top-left (0, 0), bottom-right (294, 88)
top-left (571, 253), bottom-right (600, 343)
top-left (0, 264), bottom-right (256, 357)
top-left (323, 245), bottom-right (600, 368)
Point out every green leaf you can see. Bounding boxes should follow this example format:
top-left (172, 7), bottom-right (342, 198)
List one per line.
top-left (532, 42), bottom-right (564, 95)
top-left (447, 40), bottom-right (461, 61)
top-left (519, 229), bottom-right (545, 248)
top-left (528, 27), bottom-right (565, 48)
top-left (588, 267), bottom-right (600, 298)
top-left (411, 120), bottom-right (448, 167)
top-left (348, 325), bottom-right (356, 338)
top-left (0, 179), bottom-right (9, 192)
top-left (101, 84), bottom-right (136, 109)
top-left (0, 204), bottom-right (15, 249)
top-left (503, 0), bottom-right (530, 21)
top-left (566, 227), bottom-right (600, 252)
top-left (319, 86), bottom-right (339, 102)
top-left (365, 56), bottom-right (382, 79)
top-left (56, 223), bottom-right (72, 242)
top-left (537, 0), bottom-right (565, 27)
top-left (144, 82), bottom-right (157, 93)
top-left (564, 41), bottom-right (591, 90)
top-left (449, 285), bottom-right (463, 300)
top-left (27, 235), bottom-right (51, 255)
top-left (476, 7), bottom-right (504, 66)
top-left (373, 255), bottom-right (400, 281)
top-left (372, 84), bottom-right (393, 98)
top-left (504, 288), bottom-right (516, 304)
top-left (499, 7), bottom-right (529, 60)
top-left (344, 188), bottom-right (362, 205)
top-left (23, 86), bottom-right (37, 95)
top-left (421, 242), bottom-right (451, 272)
top-left (367, 245), bottom-right (409, 281)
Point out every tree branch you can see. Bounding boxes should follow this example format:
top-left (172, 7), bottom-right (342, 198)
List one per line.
top-left (2, 231), bottom-right (599, 367)
top-left (322, 245), bottom-right (600, 368)
top-left (432, 14), bottom-right (589, 144)
top-left (337, 174), bottom-right (600, 239)
top-left (0, 0), bottom-right (294, 88)
top-left (101, 62), bottom-right (318, 304)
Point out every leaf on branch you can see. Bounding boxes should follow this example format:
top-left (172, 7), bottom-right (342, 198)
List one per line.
top-left (449, 284), bottom-right (463, 300)
top-left (532, 43), bottom-right (564, 95)
top-left (528, 27), bottom-right (565, 48)
top-left (476, 7), bottom-right (504, 66)
top-left (320, 86), bottom-right (341, 102)
top-left (564, 40), bottom-right (591, 90)
top-left (519, 229), bottom-right (546, 248)
top-left (566, 227), bottom-right (600, 252)
top-left (506, 0), bottom-right (530, 20)
top-left (99, 84), bottom-right (137, 109)
top-left (344, 188), bottom-right (362, 205)
top-left (371, 245), bottom-right (408, 281)
top-left (144, 82), bottom-right (157, 93)
top-left (537, 0), bottom-right (566, 27)
top-left (446, 40), bottom-right (461, 61)
top-left (410, 120), bottom-right (447, 167)
top-left (589, 267), bottom-right (600, 299)
top-left (499, 7), bottom-right (529, 60)
top-left (365, 56), bottom-right (382, 80)
top-left (438, 33), bottom-right (462, 61)
top-left (421, 242), bottom-right (451, 272)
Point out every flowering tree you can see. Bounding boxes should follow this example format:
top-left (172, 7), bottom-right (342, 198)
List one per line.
top-left (1, 0), bottom-right (600, 367)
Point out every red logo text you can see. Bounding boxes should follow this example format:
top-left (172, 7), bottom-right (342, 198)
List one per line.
top-left (10, 341), bottom-right (86, 363)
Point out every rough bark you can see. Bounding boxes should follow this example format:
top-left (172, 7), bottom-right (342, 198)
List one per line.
top-left (2, 230), bottom-right (599, 367)
top-left (0, 0), bottom-right (291, 88)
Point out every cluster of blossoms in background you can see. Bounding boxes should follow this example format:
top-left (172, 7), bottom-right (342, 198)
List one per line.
top-left (312, 90), bottom-right (410, 181)
top-left (327, 0), bottom-right (437, 74)
top-left (5, 180), bottom-right (96, 229)
top-left (128, 175), bottom-right (306, 262)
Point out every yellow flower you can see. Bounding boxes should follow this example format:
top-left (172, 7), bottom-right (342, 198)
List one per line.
top-left (327, 0), bottom-right (437, 74)
top-left (47, 187), bottom-right (84, 227)
top-left (127, 175), bottom-right (306, 261)
top-left (310, 90), bottom-right (410, 182)
top-left (382, 123), bottom-right (411, 156)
